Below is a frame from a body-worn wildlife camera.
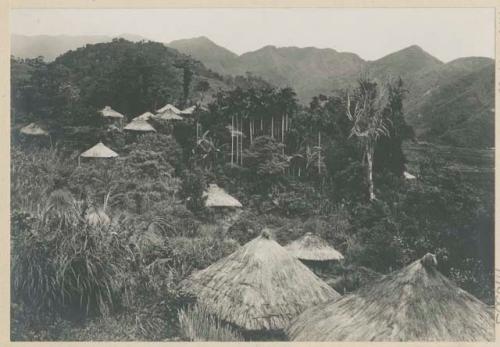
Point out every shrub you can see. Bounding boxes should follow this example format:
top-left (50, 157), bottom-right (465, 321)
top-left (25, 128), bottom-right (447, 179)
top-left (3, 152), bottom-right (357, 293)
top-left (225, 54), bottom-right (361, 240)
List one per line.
top-left (12, 196), bottom-right (130, 320)
top-left (179, 169), bottom-right (207, 214)
top-left (168, 233), bottom-right (240, 272)
top-left (178, 304), bottom-right (243, 342)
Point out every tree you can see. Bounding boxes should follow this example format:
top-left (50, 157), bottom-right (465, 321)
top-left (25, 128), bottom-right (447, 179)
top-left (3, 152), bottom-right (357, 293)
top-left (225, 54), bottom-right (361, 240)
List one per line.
top-left (244, 136), bottom-right (289, 193)
top-left (374, 77), bottom-right (414, 176)
top-left (346, 78), bottom-right (389, 201)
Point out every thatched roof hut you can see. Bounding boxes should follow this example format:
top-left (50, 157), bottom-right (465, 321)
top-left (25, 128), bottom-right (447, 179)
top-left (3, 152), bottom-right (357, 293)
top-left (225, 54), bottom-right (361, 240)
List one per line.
top-left (133, 111), bottom-right (154, 121)
top-left (203, 184), bottom-right (242, 208)
top-left (100, 106), bottom-right (125, 119)
top-left (80, 142), bottom-right (118, 158)
top-left (180, 105), bottom-right (196, 115)
top-left (154, 109), bottom-right (184, 121)
top-left (180, 230), bottom-right (340, 332)
top-left (124, 119), bottom-right (156, 132)
top-left (287, 253), bottom-right (494, 341)
top-left (285, 232), bottom-right (344, 261)
top-left (404, 171), bottom-right (417, 180)
top-left (20, 122), bottom-right (49, 136)
top-left (157, 103), bottom-right (181, 114)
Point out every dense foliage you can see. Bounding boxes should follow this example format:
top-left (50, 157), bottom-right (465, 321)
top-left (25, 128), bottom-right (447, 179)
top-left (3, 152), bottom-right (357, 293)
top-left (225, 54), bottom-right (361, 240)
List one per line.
top-left (10, 40), bottom-right (494, 341)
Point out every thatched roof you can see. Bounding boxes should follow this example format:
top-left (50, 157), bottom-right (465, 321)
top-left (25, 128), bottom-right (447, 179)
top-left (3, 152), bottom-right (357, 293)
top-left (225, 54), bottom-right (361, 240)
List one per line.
top-left (100, 106), bottom-right (125, 119)
top-left (124, 119), bottom-right (156, 132)
top-left (404, 171), bottom-right (417, 180)
top-left (285, 232), bottom-right (344, 261)
top-left (287, 253), bottom-right (494, 341)
top-left (80, 142), bottom-right (118, 158)
top-left (180, 230), bottom-right (340, 331)
top-left (180, 105), bottom-right (196, 115)
top-left (203, 184), bottom-right (242, 208)
top-left (157, 103), bottom-right (181, 114)
top-left (133, 111), bottom-right (154, 121)
top-left (153, 109), bottom-right (184, 121)
top-left (20, 122), bottom-right (49, 136)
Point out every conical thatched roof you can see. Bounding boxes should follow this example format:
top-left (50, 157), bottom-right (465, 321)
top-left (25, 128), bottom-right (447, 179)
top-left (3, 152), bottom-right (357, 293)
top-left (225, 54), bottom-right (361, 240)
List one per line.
top-left (124, 119), bottom-right (156, 132)
top-left (80, 142), bottom-right (118, 158)
top-left (20, 122), bottom-right (49, 136)
top-left (203, 184), bottom-right (242, 208)
top-left (100, 106), bottom-right (125, 119)
top-left (156, 103), bottom-right (181, 114)
top-left (180, 105), bottom-right (196, 115)
top-left (180, 230), bottom-right (340, 331)
top-left (153, 109), bottom-right (184, 121)
top-left (287, 253), bottom-right (494, 341)
top-left (133, 111), bottom-right (154, 121)
top-left (404, 171), bottom-right (417, 180)
top-left (285, 232), bottom-right (344, 261)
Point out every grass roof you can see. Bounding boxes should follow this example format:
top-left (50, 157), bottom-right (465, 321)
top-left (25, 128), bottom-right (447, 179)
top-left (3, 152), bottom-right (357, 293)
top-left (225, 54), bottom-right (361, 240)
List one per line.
top-left (20, 122), bottom-right (49, 136)
top-left (203, 184), bottom-right (242, 208)
top-left (287, 253), bottom-right (494, 341)
top-left (124, 119), bottom-right (156, 132)
top-left (285, 232), bottom-right (344, 261)
top-left (80, 142), bottom-right (118, 158)
top-left (180, 105), bottom-right (196, 115)
top-left (180, 230), bottom-right (340, 332)
top-left (153, 109), bottom-right (184, 121)
top-left (100, 106), bottom-right (125, 119)
top-left (156, 103), bottom-right (181, 114)
top-left (133, 111), bottom-right (154, 121)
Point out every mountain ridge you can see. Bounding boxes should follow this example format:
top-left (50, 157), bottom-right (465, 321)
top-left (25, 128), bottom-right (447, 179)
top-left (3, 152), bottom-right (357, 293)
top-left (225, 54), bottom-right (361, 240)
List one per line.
top-left (10, 34), bottom-right (495, 148)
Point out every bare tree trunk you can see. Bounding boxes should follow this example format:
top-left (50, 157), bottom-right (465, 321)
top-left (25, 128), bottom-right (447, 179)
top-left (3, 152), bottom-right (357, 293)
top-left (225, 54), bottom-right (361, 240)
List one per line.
top-left (250, 119), bottom-right (253, 144)
top-left (231, 116), bottom-right (234, 166)
top-left (281, 115), bottom-right (285, 143)
top-left (240, 118), bottom-right (243, 166)
top-left (318, 131), bottom-right (321, 174)
top-left (366, 147), bottom-right (375, 201)
top-left (271, 116), bottom-right (274, 139)
top-left (236, 116), bottom-right (239, 165)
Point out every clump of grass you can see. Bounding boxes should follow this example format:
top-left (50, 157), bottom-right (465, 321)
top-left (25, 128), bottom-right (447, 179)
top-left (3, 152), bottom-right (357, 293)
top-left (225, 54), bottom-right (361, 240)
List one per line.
top-left (12, 188), bottom-right (129, 319)
top-left (178, 304), bottom-right (243, 341)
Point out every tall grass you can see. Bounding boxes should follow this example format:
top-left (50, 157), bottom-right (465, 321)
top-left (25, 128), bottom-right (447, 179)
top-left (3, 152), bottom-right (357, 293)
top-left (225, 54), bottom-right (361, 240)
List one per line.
top-left (178, 304), bottom-right (243, 341)
top-left (12, 188), bottom-right (129, 318)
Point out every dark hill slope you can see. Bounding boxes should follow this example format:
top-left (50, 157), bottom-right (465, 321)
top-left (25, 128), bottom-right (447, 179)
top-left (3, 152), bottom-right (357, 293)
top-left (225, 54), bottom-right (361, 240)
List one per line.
top-left (168, 36), bottom-right (240, 74)
top-left (12, 39), bottom-right (227, 127)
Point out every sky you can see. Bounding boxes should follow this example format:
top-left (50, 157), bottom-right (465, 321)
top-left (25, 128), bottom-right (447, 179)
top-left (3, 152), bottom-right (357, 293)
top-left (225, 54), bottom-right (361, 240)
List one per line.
top-left (10, 8), bottom-right (495, 62)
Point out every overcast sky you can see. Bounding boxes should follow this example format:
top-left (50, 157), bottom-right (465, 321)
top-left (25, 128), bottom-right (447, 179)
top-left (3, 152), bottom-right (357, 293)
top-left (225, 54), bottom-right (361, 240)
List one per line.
top-left (10, 8), bottom-right (495, 62)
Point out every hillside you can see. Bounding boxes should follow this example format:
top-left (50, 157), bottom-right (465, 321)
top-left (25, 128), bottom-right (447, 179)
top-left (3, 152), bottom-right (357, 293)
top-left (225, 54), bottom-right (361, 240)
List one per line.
top-left (410, 62), bottom-right (495, 148)
top-left (365, 45), bottom-right (443, 79)
top-left (10, 35), bottom-right (495, 148)
top-left (10, 39), bottom-right (227, 128)
top-left (168, 36), bottom-right (240, 74)
top-left (11, 34), bottom-right (147, 61)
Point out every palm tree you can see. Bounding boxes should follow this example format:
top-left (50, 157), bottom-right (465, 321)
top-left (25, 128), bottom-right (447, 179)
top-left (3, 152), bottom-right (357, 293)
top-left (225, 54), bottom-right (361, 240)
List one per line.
top-left (196, 130), bottom-right (220, 170)
top-left (346, 78), bottom-right (389, 201)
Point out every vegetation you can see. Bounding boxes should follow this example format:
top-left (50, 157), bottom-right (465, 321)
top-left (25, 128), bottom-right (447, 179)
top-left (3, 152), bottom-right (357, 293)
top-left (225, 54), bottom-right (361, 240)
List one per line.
top-left (178, 304), bottom-right (243, 341)
top-left (10, 39), bottom-right (494, 341)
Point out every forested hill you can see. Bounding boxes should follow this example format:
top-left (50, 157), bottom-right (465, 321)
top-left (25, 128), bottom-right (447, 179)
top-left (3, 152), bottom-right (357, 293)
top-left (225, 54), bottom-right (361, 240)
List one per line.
top-left (168, 38), bottom-right (495, 148)
top-left (11, 34), bottom-right (147, 61)
top-left (10, 37), bottom-right (495, 148)
top-left (11, 39), bottom-right (230, 127)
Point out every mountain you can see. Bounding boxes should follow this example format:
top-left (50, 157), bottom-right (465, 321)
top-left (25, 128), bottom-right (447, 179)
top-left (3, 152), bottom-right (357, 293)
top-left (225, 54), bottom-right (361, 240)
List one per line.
top-left (10, 34), bottom-right (494, 147)
top-left (10, 39), bottom-right (229, 128)
top-left (11, 34), bottom-right (147, 61)
top-left (168, 36), bottom-right (239, 74)
top-left (365, 45), bottom-right (443, 79)
top-left (408, 59), bottom-right (494, 148)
